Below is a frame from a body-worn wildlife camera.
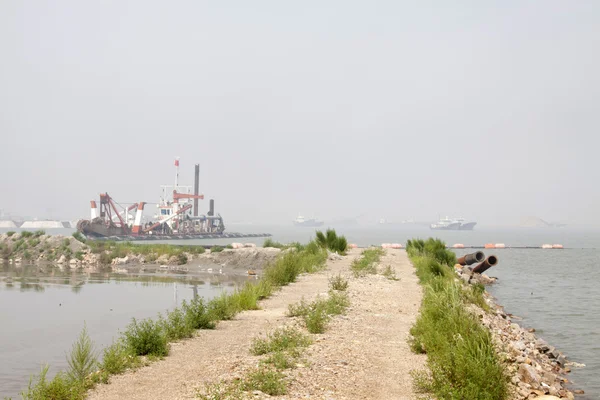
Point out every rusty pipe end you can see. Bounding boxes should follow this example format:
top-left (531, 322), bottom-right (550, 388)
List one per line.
top-left (458, 251), bottom-right (486, 266)
top-left (487, 255), bottom-right (498, 266)
top-left (474, 251), bottom-right (485, 263)
top-left (472, 255), bottom-right (498, 274)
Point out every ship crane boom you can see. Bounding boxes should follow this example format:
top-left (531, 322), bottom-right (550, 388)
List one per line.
top-left (142, 204), bottom-right (193, 233)
top-left (172, 190), bottom-right (204, 203)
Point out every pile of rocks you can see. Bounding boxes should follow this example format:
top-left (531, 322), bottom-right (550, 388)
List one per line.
top-left (453, 265), bottom-right (583, 399)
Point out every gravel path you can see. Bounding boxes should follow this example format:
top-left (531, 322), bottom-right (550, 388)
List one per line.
top-left (88, 248), bottom-right (426, 400)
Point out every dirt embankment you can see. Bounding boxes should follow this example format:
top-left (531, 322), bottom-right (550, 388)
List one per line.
top-left (88, 248), bottom-right (426, 400)
top-left (0, 233), bottom-right (87, 267)
top-left (0, 233), bottom-right (282, 273)
top-left (190, 247), bottom-right (282, 269)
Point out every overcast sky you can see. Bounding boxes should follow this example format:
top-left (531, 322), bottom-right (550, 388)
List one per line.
top-left (1, 1), bottom-right (598, 226)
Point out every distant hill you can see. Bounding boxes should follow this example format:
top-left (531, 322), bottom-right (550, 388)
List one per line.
top-left (519, 217), bottom-right (566, 228)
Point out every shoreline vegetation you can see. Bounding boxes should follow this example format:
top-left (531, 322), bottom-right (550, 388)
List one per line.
top-left (406, 238), bottom-right (509, 399)
top-left (8, 230), bottom-right (349, 400)
top-left (407, 238), bottom-right (577, 400)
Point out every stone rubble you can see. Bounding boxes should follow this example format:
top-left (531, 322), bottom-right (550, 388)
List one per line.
top-left (454, 263), bottom-right (584, 400)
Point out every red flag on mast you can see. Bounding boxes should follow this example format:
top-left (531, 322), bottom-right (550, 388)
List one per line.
top-left (174, 158), bottom-right (179, 167)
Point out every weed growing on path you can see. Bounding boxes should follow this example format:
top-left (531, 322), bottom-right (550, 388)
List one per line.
top-left (351, 248), bottom-right (385, 277)
top-left (328, 273), bottom-right (349, 291)
top-left (250, 327), bottom-right (311, 355)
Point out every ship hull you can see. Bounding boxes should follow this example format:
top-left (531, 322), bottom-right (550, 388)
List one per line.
top-left (294, 222), bottom-right (324, 227)
top-left (430, 222), bottom-right (477, 231)
top-left (83, 232), bottom-right (272, 241)
top-left (459, 222), bottom-right (477, 230)
top-left (430, 222), bottom-right (462, 230)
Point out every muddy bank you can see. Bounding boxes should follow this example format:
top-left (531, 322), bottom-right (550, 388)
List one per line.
top-left (455, 263), bottom-right (581, 399)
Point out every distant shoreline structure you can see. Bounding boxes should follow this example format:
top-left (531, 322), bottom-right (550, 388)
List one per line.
top-left (0, 220), bottom-right (75, 229)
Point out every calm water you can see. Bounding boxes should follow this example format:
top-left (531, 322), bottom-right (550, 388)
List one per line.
top-left (1, 225), bottom-right (598, 398)
top-left (0, 264), bottom-right (245, 399)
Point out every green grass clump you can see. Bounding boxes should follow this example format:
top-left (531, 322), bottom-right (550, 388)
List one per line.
top-left (122, 318), bottom-right (169, 357)
top-left (304, 306), bottom-right (329, 334)
top-left (159, 307), bottom-right (194, 341)
top-left (182, 297), bottom-right (215, 330)
top-left (210, 245), bottom-right (225, 253)
top-left (382, 265), bottom-right (399, 280)
top-left (21, 231), bottom-right (34, 238)
top-left (177, 253), bottom-right (188, 265)
top-left (241, 368), bottom-right (287, 396)
top-left (98, 340), bottom-right (144, 380)
top-left (351, 248), bottom-right (385, 277)
top-left (407, 237), bottom-right (508, 400)
top-left (72, 232), bottom-right (87, 243)
top-left (262, 351), bottom-right (296, 370)
top-left (407, 238), bottom-right (456, 266)
top-left (287, 291), bottom-right (350, 334)
top-left (315, 229), bottom-right (348, 255)
top-left (6, 231), bottom-right (16, 237)
top-left (21, 365), bottom-right (86, 400)
top-left (262, 246), bottom-right (326, 287)
top-left (197, 381), bottom-right (245, 400)
top-left (250, 327), bottom-right (311, 355)
top-left (328, 273), bottom-right (349, 291)
top-left (263, 238), bottom-right (285, 249)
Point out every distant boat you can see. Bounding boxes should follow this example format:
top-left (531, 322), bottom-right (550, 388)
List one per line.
top-left (430, 217), bottom-right (476, 231)
top-left (293, 215), bottom-right (324, 227)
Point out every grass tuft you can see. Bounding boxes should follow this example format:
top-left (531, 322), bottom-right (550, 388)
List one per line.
top-left (382, 265), bottom-right (399, 280)
top-left (250, 327), bottom-right (311, 356)
top-left (241, 368), bottom-right (287, 396)
top-left (351, 248), bottom-right (385, 277)
top-left (328, 273), bottom-right (349, 291)
top-left (287, 291), bottom-right (350, 334)
top-left (315, 229), bottom-right (348, 255)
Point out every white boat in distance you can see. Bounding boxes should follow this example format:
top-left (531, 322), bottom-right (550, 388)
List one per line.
top-left (430, 217), bottom-right (477, 231)
top-left (293, 215), bottom-right (324, 227)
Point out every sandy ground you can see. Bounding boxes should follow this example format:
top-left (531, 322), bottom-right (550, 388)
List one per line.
top-left (87, 248), bottom-right (426, 400)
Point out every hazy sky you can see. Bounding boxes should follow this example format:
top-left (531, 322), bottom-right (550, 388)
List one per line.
top-left (1, 1), bottom-right (599, 226)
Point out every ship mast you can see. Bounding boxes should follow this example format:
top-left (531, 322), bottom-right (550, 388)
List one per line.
top-left (174, 157), bottom-right (180, 191)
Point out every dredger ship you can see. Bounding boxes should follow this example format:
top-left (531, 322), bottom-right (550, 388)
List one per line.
top-left (76, 160), bottom-right (270, 241)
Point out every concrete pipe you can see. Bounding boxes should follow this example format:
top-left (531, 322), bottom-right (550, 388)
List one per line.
top-left (472, 255), bottom-right (498, 274)
top-left (457, 251), bottom-right (485, 266)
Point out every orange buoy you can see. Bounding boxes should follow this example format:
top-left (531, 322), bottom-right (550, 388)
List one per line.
top-left (484, 243), bottom-right (495, 249)
top-left (552, 244), bottom-right (564, 249)
top-left (452, 243), bottom-right (465, 248)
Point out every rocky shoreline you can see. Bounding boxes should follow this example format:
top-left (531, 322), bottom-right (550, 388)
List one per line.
top-left (455, 263), bottom-right (585, 400)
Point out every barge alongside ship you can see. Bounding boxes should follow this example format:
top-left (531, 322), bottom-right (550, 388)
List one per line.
top-left (76, 160), bottom-right (271, 241)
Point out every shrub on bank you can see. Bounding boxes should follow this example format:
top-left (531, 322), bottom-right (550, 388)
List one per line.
top-left (122, 318), bottom-right (169, 357)
top-left (315, 229), bottom-right (348, 255)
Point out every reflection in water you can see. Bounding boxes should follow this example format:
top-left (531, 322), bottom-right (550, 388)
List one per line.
top-left (0, 262), bottom-right (245, 399)
top-left (0, 262), bottom-right (248, 294)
